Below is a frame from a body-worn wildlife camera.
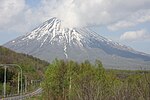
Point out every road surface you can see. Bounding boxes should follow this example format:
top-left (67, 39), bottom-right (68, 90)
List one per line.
top-left (0, 88), bottom-right (42, 100)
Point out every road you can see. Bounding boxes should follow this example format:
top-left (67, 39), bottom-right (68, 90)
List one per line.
top-left (0, 88), bottom-right (42, 100)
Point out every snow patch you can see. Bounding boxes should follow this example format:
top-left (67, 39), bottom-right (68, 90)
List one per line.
top-left (64, 44), bottom-right (68, 59)
top-left (12, 41), bottom-right (15, 43)
top-left (40, 35), bottom-right (49, 47)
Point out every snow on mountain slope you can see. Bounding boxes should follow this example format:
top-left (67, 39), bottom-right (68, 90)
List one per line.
top-left (4, 17), bottom-right (150, 70)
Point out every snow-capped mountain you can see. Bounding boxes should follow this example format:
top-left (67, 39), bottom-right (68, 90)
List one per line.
top-left (4, 17), bottom-right (150, 70)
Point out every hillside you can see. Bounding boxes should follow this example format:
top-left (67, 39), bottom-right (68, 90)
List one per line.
top-left (0, 46), bottom-right (49, 79)
top-left (0, 46), bottom-right (49, 96)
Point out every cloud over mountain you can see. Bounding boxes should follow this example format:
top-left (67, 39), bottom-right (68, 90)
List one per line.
top-left (0, 0), bottom-right (150, 33)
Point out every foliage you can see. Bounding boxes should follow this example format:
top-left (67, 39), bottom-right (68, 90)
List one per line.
top-left (42, 59), bottom-right (150, 100)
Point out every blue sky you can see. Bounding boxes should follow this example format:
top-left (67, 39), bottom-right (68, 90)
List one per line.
top-left (25, 0), bottom-right (41, 7)
top-left (0, 0), bottom-right (150, 54)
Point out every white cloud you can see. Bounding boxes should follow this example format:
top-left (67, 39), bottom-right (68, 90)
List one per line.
top-left (36, 0), bottom-right (112, 28)
top-left (108, 9), bottom-right (150, 31)
top-left (108, 21), bottom-right (136, 31)
top-left (39, 0), bottom-right (150, 28)
top-left (0, 0), bottom-right (25, 27)
top-left (1, 0), bottom-right (150, 33)
top-left (120, 29), bottom-right (149, 41)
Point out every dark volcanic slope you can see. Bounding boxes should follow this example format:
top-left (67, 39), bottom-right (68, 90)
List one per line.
top-left (4, 17), bottom-right (150, 70)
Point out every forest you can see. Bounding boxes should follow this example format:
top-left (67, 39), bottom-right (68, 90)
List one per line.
top-left (42, 59), bottom-right (150, 100)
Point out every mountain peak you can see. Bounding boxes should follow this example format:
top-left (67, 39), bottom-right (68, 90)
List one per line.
top-left (20, 17), bottom-right (84, 58)
top-left (23, 17), bottom-right (80, 41)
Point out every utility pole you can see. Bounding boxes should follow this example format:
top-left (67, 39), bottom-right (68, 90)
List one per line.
top-left (20, 66), bottom-right (23, 96)
top-left (3, 66), bottom-right (7, 98)
top-left (18, 72), bottom-right (20, 94)
top-left (25, 75), bottom-right (27, 93)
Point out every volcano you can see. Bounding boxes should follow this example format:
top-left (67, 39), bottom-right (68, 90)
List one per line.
top-left (4, 17), bottom-right (150, 70)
